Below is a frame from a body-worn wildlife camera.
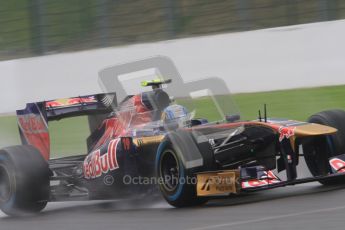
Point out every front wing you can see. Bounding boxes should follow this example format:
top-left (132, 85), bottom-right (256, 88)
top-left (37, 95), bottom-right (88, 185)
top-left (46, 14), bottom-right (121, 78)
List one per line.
top-left (196, 154), bottom-right (345, 197)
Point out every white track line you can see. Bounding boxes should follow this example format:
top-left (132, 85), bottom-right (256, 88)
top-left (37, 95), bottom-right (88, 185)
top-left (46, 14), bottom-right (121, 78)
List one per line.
top-left (188, 205), bottom-right (345, 230)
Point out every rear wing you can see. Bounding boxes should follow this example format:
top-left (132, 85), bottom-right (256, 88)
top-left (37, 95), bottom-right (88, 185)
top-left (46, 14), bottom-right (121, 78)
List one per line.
top-left (16, 93), bottom-right (117, 160)
top-left (43, 93), bottom-right (117, 121)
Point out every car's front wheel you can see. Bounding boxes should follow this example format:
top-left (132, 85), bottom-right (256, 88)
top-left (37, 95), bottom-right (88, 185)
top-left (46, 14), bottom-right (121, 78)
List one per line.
top-left (303, 110), bottom-right (345, 185)
top-left (156, 138), bottom-right (208, 207)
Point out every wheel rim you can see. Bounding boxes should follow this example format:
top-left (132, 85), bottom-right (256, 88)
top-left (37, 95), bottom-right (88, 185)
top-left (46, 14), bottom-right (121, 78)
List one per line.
top-left (160, 149), bottom-right (180, 192)
top-left (0, 165), bottom-right (11, 202)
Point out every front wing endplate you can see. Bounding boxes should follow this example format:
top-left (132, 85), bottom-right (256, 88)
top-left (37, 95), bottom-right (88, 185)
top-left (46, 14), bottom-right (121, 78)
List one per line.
top-left (197, 170), bottom-right (240, 196)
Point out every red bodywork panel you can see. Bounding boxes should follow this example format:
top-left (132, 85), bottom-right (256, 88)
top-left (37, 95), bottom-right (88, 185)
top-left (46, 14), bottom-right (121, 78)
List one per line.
top-left (91, 94), bottom-right (154, 151)
top-left (17, 103), bottom-right (50, 160)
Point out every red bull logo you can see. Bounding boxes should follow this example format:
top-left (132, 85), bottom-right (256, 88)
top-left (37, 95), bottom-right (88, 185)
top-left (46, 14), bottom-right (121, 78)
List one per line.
top-left (18, 115), bottom-right (47, 133)
top-left (46, 96), bottom-right (97, 108)
top-left (278, 126), bottom-right (296, 142)
top-left (84, 139), bottom-right (120, 179)
top-left (17, 114), bottom-right (50, 160)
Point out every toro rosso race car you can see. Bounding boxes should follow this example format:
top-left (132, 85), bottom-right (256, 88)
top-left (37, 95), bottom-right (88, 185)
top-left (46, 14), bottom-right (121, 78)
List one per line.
top-left (1, 79), bottom-right (345, 216)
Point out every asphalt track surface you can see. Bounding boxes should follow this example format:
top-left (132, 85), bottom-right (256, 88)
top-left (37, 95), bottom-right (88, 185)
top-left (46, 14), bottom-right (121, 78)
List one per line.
top-left (1, 161), bottom-right (345, 230)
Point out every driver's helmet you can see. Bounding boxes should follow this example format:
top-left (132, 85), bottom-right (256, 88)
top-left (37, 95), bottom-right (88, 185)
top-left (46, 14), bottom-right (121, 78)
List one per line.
top-left (161, 104), bottom-right (190, 128)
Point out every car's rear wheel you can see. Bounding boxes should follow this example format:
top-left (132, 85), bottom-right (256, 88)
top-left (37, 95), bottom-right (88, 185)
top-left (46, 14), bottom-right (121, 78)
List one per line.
top-left (0, 164), bottom-right (11, 203)
top-left (0, 145), bottom-right (50, 216)
top-left (303, 110), bottom-right (345, 185)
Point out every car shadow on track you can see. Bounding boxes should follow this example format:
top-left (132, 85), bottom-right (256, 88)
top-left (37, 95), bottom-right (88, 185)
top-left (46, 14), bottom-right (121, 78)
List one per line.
top-left (1, 184), bottom-right (345, 220)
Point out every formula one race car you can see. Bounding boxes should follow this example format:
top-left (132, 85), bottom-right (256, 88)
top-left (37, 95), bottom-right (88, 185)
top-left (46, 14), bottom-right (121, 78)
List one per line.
top-left (1, 79), bottom-right (345, 216)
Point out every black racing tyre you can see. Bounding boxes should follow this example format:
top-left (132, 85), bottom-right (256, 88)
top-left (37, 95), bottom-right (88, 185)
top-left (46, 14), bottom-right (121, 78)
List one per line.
top-left (156, 131), bottom-right (209, 207)
top-left (0, 145), bottom-right (50, 216)
top-left (302, 110), bottom-right (345, 185)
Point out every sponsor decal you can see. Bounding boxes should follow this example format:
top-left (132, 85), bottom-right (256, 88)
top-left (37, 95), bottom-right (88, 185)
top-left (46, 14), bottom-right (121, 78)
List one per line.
top-left (200, 178), bottom-right (211, 192)
top-left (18, 115), bottom-right (47, 133)
top-left (241, 171), bottom-right (281, 189)
top-left (267, 119), bottom-right (307, 127)
top-left (84, 139), bottom-right (119, 179)
top-left (329, 158), bottom-right (345, 173)
top-left (136, 138), bottom-right (143, 147)
top-left (46, 96), bottom-right (97, 108)
top-left (17, 113), bottom-right (50, 160)
top-left (278, 126), bottom-right (296, 142)
top-left (67, 97), bottom-right (96, 104)
top-left (45, 101), bottom-right (63, 108)
top-left (197, 171), bottom-right (239, 196)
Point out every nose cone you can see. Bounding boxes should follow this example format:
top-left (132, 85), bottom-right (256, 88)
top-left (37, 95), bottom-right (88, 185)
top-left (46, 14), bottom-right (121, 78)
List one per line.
top-left (294, 123), bottom-right (337, 136)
